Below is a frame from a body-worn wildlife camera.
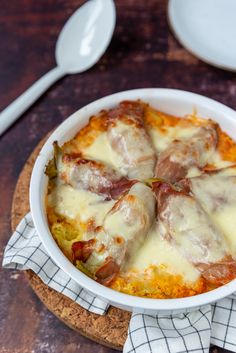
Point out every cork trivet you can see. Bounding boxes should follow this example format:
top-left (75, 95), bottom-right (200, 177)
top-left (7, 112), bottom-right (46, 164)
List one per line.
top-left (11, 134), bottom-right (130, 351)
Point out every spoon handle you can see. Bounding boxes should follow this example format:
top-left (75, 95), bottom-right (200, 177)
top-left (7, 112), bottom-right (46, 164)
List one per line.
top-left (0, 66), bottom-right (65, 136)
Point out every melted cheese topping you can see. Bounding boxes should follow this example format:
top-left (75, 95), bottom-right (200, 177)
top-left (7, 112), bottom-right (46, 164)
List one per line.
top-left (104, 209), bottom-right (141, 241)
top-left (214, 165), bottom-right (236, 176)
top-left (186, 167), bottom-right (202, 178)
top-left (125, 225), bottom-right (200, 282)
top-left (48, 184), bottom-right (115, 225)
top-left (208, 151), bottom-right (234, 169)
top-left (211, 208), bottom-right (236, 257)
top-left (147, 125), bottom-right (200, 153)
top-left (104, 184), bottom-right (155, 241)
top-left (190, 174), bottom-right (236, 256)
top-left (82, 133), bottom-right (117, 167)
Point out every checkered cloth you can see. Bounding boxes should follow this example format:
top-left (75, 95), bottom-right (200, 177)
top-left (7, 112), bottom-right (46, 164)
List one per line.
top-left (3, 213), bottom-right (236, 352)
top-left (124, 298), bottom-right (236, 353)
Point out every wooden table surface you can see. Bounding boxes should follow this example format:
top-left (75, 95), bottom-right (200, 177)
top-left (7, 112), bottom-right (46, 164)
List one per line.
top-left (1, 1), bottom-right (236, 352)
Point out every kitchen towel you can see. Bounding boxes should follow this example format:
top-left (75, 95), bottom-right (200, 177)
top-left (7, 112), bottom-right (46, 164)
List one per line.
top-left (124, 298), bottom-right (236, 353)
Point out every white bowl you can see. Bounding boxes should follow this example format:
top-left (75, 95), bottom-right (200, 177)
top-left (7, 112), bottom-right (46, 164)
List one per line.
top-left (30, 88), bottom-right (236, 315)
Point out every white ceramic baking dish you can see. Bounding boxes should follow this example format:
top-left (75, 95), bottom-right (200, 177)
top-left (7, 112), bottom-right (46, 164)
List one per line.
top-left (30, 88), bottom-right (236, 315)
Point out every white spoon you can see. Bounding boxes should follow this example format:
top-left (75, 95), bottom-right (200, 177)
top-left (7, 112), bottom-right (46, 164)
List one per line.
top-left (0, 0), bottom-right (116, 136)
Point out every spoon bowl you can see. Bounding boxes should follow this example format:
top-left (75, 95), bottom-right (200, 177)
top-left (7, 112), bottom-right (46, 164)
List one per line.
top-left (56, 0), bottom-right (116, 73)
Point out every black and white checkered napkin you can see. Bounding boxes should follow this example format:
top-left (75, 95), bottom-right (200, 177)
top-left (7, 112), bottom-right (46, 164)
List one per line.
top-left (3, 213), bottom-right (236, 353)
top-left (124, 297), bottom-right (236, 353)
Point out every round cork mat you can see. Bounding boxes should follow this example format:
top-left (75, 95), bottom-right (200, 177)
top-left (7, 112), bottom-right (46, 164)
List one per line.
top-left (11, 134), bottom-right (130, 351)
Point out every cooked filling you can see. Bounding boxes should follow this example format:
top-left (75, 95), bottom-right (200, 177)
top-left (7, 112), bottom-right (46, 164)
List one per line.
top-left (45, 100), bottom-right (236, 299)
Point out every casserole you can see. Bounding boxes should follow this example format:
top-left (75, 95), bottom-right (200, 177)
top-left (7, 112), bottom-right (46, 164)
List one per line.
top-left (30, 88), bottom-right (236, 314)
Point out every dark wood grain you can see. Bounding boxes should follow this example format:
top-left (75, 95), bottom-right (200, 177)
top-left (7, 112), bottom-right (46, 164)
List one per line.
top-left (1, 0), bottom-right (236, 352)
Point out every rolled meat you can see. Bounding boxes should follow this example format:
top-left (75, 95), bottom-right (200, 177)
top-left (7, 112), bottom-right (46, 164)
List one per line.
top-left (56, 146), bottom-right (136, 199)
top-left (107, 101), bottom-right (156, 179)
top-left (72, 182), bottom-right (156, 285)
top-left (155, 122), bottom-right (218, 183)
top-left (180, 166), bottom-right (236, 256)
top-left (153, 181), bottom-right (236, 285)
